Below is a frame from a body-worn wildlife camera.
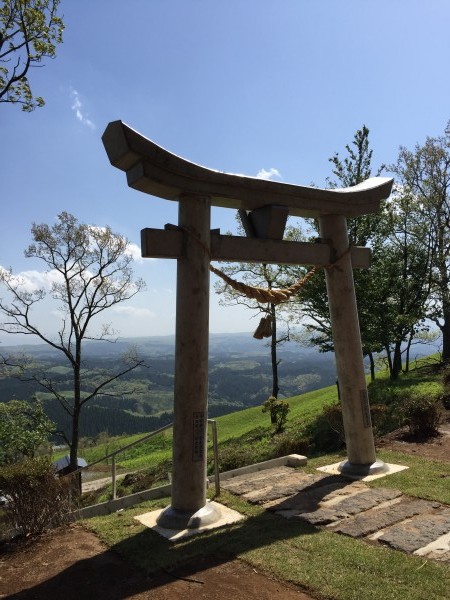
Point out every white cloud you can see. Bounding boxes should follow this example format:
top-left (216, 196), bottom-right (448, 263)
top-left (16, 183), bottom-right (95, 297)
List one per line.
top-left (70, 88), bottom-right (96, 130)
top-left (256, 168), bottom-right (282, 181)
top-left (126, 242), bottom-right (145, 262)
top-left (0, 266), bottom-right (63, 293)
top-left (87, 226), bottom-right (144, 262)
top-left (112, 306), bottom-right (155, 318)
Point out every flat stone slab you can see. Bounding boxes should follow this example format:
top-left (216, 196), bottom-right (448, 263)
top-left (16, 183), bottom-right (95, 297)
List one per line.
top-left (220, 463), bottom-right (450, 562)
top-left (221, 466), bottom-right (298, 495)
top-left (377, 508), bottom-right (450, 553)
top-left (265, 480), bottom-right (367, 515)
top-left (325, 487), bottom-right (403, 514)
top-left (222, 467), bottom-right (336, 504)
top-left (414, 531), bottom-right (450, 562)
top-left (331, 498), bottom-right (440, 538)
top-left (298, 488), bottom-right (403, 526)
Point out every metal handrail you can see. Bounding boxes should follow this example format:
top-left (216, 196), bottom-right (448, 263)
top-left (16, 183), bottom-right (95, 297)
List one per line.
top-left (64, 419), bottom-right (220, 499)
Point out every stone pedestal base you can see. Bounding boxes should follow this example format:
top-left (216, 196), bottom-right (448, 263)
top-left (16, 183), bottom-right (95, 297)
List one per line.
top-left (337, 459), bottom-right (388, 478)
top-left (156, 502), bottom-right (222, 530)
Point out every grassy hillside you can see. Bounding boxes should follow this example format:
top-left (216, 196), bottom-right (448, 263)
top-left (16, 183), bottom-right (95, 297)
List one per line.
top-left (65, 382), bottom-right (339, 472)
top-left (70, 356), bottom-right (446, 492)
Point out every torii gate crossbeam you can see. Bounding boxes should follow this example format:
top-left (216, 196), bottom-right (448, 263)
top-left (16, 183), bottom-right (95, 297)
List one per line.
top-left (102, 121), bottom-right (394, 530)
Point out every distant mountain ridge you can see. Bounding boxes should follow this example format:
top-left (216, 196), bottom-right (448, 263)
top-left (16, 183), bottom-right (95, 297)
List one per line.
top-left (0, 331), bottom-right (323, 358)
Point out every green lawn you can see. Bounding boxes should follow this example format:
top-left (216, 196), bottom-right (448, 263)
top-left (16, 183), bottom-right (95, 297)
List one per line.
top-left (86, 482), bottom-right (449, 600)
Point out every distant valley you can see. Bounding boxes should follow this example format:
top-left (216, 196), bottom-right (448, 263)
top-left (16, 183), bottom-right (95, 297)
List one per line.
top-left (0, 333), bottom-right (341, 441)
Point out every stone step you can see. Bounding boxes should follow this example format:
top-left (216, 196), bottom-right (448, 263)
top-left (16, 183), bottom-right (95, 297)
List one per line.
top-left (265, 480), bottom-right (368, 516)
top-left (298, 488), bottom-right (403, 526)
top-left (223, 467), bottom-right (337, 503)
top-left (330, 498), bottom-right (440, 538)
top-left (221, 464), bottom-right (450, 562)
top-left (221, 466), bottom-right (296, 495)
top-left (377, 508), bottom-right (450, 554)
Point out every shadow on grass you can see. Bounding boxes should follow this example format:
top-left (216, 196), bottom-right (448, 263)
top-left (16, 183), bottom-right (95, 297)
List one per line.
top-left (5, 473), bottom-right (370, 599)
top-left (4, 501), bottom-right (323, 599)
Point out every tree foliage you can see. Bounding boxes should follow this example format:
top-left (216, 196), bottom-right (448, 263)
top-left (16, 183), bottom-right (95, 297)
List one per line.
top-left (289, 125), bottom-right (435, 380)
top-left (0, 0), bottom-right (64, 111)
top-left (391, 122), bottom-right (450, 363)
top-left (0, 399), bottom-right (54, 465)
top-left (0, 212), bottom-right (147, 470)
top-left (293, 126), bottom-right (391, 378)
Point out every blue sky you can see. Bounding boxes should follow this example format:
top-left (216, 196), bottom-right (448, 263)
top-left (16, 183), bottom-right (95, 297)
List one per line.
top-left (1, 0), bottom-right (450, 343)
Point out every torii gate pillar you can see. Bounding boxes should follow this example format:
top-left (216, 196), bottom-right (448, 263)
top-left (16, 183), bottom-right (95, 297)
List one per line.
top-left (157, 194), bottom-right (221, 529)
top-left (320, 214), bottom-right (383, 474)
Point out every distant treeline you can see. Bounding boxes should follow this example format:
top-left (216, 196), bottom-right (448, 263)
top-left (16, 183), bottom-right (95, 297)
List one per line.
top-left (43, 400), bottom-right (173, 442)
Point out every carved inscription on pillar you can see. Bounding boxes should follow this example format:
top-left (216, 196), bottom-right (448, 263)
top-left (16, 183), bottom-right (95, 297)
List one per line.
top-left (360, 389), bottom-right (372, 429)
top-left (192, 411), bottom-right (206, 462)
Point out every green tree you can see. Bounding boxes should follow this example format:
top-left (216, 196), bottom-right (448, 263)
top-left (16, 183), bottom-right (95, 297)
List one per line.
top-left (0, 212), bottom-right (146, 471)
top-left (0, 0), bottom-right (64, 111)
top-left (375, 189), bottom-right (433, 378)
top-left (0, 399), bottom-right (54, 465)
top-left (391, 122), bottom-right (450, 363)
top-left (292, 125), bottom-right (432, 380)
top-left (293, 125), bottom-right (389, 379)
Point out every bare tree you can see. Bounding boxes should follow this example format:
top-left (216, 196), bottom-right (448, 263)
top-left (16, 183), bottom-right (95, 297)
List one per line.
top-left (214, 261), bottom-right (295, 399)
top-left (0, 212), bottom-right (146, 470)
top-left (0, 0), bottom-right (64, 111)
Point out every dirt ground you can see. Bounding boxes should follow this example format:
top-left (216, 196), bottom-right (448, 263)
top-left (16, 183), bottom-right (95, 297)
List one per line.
top-left (0, 525), bottom-right (314, 600)
top-left (377, 418), bottom-right (450, 462)
top-left (1, 422), bottom-right (449, 600)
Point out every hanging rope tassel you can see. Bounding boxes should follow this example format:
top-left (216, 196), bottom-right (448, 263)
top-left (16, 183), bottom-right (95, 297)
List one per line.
top-left (253, 315), bottom-right (273, 339)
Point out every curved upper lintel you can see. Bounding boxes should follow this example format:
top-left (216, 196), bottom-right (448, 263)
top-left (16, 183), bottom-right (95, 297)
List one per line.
top-left (102, 120), bottom-right (394, 218)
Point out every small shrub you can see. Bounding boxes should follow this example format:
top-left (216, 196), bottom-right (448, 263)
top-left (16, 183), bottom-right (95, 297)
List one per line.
top-left (303, 407), bottom-right (344, 454)
top-left (262, 396), bottom-right (290, 433)
top-left (271, 430), bottom-right (311, 457)
top-left (118, 459), bottom-right (172, 496)
top-left (217, 444), bottom-right (266, 472)
top-left (322, 403), bottom-right (346, 442)
top-left (369, 404), bottom-right (391, 436)
top-left (441, 392), bottom-right (450, 411)
top-left (307, 402), bottom-right (391, 453)
top-left (401, 394), bottom-right (441, 438)
top-left (368, 381), bottom-right (410, 406)
top-left (442, 364), bottom-right (450, 387)
top-left (0, 457), bottom-right (73, 537)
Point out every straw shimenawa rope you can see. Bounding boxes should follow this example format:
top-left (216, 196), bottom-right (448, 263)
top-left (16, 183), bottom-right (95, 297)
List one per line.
top-left (209, 264), bottom-right (317, 306)
top-left (209, 246), bottom-right (351, 339)
top-left (209, 243), bottom-right (352, 305)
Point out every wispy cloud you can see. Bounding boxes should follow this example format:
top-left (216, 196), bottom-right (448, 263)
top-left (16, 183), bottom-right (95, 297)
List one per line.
top-left (112, 306), bottom-right (155, 318)
top-left (85, 226), bottom-right (144, 262)
top-left (70, 88), bottom-right (96, 130)
top-left (256, 168), bottom-right (281, 181)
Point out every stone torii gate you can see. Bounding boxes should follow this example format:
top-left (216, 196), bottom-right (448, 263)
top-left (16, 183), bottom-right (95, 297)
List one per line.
top-left (102, 121), bottom-right (394, 530)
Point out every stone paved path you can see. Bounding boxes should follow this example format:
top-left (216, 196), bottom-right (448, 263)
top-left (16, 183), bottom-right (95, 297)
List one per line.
top-left (221, 466), bottom-right (450, 563)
